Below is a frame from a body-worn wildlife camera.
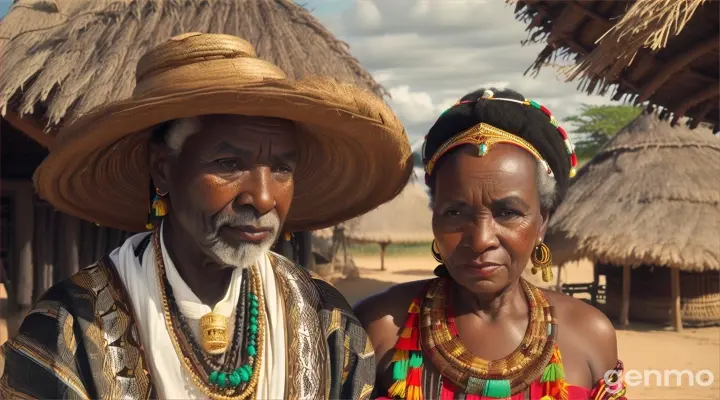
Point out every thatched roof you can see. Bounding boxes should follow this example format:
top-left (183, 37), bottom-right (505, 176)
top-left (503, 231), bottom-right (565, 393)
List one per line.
top-left (546, 112), bottom-right (720, 272)
top-left (510, 0), bottom-right (719, 130)
top-left (314, 179), bottom-right (433, 244)
top-left (0, 0), bottom-right (385, 137)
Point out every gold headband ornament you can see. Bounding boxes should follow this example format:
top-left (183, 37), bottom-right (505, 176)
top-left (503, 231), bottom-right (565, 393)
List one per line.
top-left (423, 89), bottom-right (578, 179)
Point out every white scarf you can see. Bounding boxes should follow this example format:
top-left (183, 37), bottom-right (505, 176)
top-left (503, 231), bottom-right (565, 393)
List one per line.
top-left (109, 229), bottom-right (286, 399)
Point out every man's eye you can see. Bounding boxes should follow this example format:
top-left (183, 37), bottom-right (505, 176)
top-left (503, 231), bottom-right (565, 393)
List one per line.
top-left (497, 209), bottom-right (520, 218)
top-left (275, 164), bottom-right (293, 173)
top-left (216, 159), bottom-right (237, 169)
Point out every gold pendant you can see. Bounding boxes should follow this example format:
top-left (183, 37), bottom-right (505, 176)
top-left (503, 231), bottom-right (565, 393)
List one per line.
top-left (199, 312), bottom-right (229, 355)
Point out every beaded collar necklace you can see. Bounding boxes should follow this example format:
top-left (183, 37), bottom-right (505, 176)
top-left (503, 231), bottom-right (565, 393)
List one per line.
top-left (153, 231), bottom-right (265, 400)
top-left (387, 277), bottom-right (568, 399)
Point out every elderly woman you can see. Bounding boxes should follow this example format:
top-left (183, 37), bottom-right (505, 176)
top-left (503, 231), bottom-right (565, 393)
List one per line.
top-left (355, 88), bottom-right (627, 400)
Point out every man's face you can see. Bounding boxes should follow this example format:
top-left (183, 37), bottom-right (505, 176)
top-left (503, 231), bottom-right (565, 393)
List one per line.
top-left (152, 115), bottom-right (299, 267)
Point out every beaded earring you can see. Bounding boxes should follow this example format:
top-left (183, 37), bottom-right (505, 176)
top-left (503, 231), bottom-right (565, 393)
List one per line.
top-left (146, 184), bottom-right (168, 230)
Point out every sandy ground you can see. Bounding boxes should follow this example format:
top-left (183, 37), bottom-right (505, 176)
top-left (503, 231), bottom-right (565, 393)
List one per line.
top-left (333, 255), bottom-right (720, 400)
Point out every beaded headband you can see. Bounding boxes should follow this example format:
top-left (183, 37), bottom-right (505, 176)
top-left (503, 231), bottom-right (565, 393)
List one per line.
top-left (424, 123), bottom-right (552, 177)
top-left (422, 89), bottom-right (578, 179)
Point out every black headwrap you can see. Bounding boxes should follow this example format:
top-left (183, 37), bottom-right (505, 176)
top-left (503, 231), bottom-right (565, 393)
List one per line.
top-left (422, 88), bottom-right (572, 203)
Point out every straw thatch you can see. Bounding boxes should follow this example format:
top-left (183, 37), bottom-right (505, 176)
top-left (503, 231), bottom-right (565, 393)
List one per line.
top-left (509, 0), bottom-right (719, 130)
top-left (315, 179), bottom-right (433, 244)
top-left (0, 0), bottom-right (386, 132)
top-left (546, 112), bottom-right (720, 271)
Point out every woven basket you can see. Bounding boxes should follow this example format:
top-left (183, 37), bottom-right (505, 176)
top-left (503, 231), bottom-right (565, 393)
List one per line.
top-left (601, 266), bottom-right (720, 327)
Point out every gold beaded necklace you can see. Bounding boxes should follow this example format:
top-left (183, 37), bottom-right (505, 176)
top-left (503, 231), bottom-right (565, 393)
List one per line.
top-left (420, 277), bottom-right (558, 396)
top-left (153, 232), bottom-right (266, 400)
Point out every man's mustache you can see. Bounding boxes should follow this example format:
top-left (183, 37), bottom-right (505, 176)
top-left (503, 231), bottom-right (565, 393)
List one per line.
top-left (213, 207), bottom-right (280, 232)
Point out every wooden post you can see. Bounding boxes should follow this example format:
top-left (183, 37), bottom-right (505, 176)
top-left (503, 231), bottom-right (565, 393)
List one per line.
top-left (60, 214), bottom-right (81, 280)
top-left (379, 242), bottom-right (389, 271)
top-left (14, 183), bottom-right (34, 312)
top-left (32, 204), bottom-right (47, 301)
top-left (591, 263), bottom-right (600, 306)
top-left (555, 264), bottom-right (563, 292)
top-left (670, 267), bottom-right (683, 332)
top-left (620, 264), bottom-right (631, 328)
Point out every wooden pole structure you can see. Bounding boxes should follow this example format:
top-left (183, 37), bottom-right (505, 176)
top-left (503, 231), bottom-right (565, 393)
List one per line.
top-left (670, 267), bottom-right (683, 332)
top-left (620, 264), bottom-right (631, 328)
top-left (61, 214), bottom-right (81, 280)
top-left (591, 263), bottom-right (600, 306)
top-left (14, 183), bottom-right (34, 314)
top-left (379, 242), bottom-right (389, 271)
top-left (555, 264), bottom-right (563, 292)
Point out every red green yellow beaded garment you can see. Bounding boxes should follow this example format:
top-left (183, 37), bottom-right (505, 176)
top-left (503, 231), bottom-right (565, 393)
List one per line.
top-left (381, 277), bottom-right (628, 400)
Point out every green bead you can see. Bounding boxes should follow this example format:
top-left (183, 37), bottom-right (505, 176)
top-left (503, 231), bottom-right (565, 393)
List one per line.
top-left (209, 370), bottom-right (219, 385)
top-left (249, 293), bottom-right (258, 301)
top-left (238, 367), bottom-right (250, 382)
top-left (478, 143), bottom-right (488, 156)
top-left (247, 345), bottom-right (257, 356)
top-left (218, 372), bottom-right (228, 388)
top-left (529, 100), bottom-right (541, 109)
top-left (229, 371), bottom-right (241, 386)
top-left (251, 299), bottom-right (259, 308)
top-left (244, 364), bottom-right (253, 375)
top-left (249, 323), bottom-right (258, 334)
top-left (250, 308), bottom-right (259, 317)
top-left (250, 316), bottom-right (258, 324)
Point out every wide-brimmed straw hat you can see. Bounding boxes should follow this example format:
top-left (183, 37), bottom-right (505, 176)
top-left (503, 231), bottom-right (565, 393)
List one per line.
top-left (34, 33), bottom-right (412, 232)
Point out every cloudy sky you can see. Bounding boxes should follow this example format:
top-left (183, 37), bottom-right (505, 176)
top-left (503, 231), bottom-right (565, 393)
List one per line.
top-left (302, 0), bottom-right (616, 144)
top-left (0, 0), bottom-right (615, 144)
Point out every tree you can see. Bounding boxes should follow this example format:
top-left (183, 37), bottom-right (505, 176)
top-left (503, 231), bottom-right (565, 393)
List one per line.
top-left (565, 104), bottom-right (641, 164)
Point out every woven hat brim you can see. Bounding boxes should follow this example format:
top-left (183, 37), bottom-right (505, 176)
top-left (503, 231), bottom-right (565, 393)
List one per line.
top-left (34, 79), bottom-right (413, 232)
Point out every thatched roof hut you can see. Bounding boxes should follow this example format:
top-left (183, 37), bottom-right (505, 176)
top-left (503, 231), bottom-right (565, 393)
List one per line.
top-left (345, 179), bottom-right (433, 245)
top-left (510, 0), bottom-right (719, 130)
top-left (314, 177), bottom-right (432, 270)
top-left (547, 112), bottom-right (720, 330)
top-left (0, 0), bottom-right (385, 142)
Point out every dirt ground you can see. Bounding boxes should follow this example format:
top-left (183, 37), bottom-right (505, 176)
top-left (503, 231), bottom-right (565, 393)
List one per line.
top-left (333, 255), bottom-right (720, 400)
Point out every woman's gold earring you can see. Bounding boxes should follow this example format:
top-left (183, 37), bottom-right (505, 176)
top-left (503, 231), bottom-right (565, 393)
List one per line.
top-left (531, 242), bottom-right (553, 282)
top-left (431, 240), bottom-right (442, 263)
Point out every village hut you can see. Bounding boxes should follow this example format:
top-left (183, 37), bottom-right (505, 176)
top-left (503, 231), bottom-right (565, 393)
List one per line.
top-left (545, 111), bottom-right (720, 331)
top-left (509, 0), bottom-right (719, 130)
top-left (0, 0), bottom-right (384, 341)
top-left (315, 174), bottom-right (433, 271)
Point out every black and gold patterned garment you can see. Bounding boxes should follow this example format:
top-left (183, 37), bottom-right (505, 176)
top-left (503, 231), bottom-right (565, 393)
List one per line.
top-left (0, 248), bottom-right (375, 400)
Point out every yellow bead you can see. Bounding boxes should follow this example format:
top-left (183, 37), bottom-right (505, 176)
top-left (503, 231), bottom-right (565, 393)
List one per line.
top-left (569, 168), bottom-right (577, 178)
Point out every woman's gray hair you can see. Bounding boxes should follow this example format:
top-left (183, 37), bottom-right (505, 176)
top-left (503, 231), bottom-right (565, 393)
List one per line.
top-left (535, 159), bottom-right (558, 213)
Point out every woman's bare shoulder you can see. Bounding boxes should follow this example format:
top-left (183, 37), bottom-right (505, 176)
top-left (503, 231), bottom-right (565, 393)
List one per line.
top-left (543, 289), bottom-right (619, 380)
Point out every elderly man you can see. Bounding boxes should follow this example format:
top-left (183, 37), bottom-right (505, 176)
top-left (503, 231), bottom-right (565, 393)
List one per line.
top-left (0, 33), bottom-right (411, 400)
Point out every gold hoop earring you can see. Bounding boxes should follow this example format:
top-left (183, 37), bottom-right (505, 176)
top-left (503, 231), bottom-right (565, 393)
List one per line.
top-left (431, 240), bottom-right (442, 263)
top-left (530, 242), bottom-right (553, 282)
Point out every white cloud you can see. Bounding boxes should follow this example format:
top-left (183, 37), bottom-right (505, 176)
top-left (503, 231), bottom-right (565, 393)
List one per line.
top-left (305, 0), bottom-right (616, 139)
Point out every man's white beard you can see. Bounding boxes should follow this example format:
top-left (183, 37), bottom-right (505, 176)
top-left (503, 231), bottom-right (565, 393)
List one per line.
top-left (209, 233), bottom-right (277, 268)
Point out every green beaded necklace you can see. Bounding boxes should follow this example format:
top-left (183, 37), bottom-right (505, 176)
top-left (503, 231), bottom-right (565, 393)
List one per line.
top-left (209, 291), bottom-right (261, 388)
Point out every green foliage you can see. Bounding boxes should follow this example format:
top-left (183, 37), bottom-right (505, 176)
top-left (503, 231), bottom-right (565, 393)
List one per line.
top-left (565, 104), bottom-right (641, 163)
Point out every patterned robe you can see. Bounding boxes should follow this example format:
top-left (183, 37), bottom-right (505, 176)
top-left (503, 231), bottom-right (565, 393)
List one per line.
top-left (0, 251), bottom-right (375, 400)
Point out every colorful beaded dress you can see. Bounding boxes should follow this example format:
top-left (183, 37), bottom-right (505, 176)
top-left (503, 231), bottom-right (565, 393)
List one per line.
top-left (380, 277), bottom-right (628, 400)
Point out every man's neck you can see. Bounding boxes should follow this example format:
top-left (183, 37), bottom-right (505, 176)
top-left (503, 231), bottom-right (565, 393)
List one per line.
top-left (161, 217), bottom-right (234, 307)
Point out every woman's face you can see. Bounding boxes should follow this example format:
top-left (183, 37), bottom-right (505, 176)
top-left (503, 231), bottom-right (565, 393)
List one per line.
top-left (431, 143), bottom-right (549, 294)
